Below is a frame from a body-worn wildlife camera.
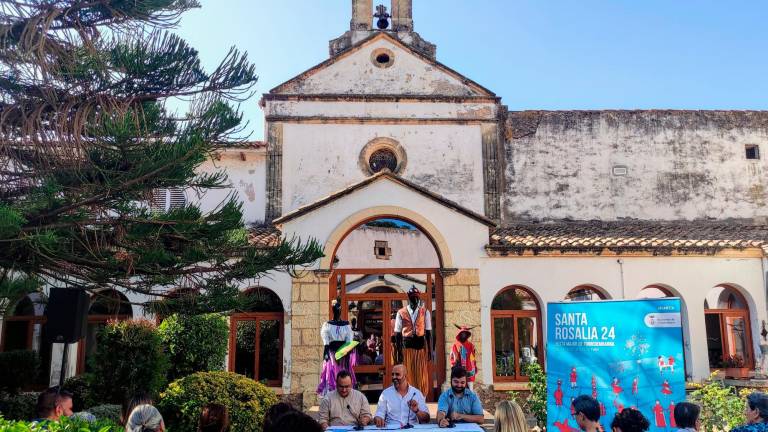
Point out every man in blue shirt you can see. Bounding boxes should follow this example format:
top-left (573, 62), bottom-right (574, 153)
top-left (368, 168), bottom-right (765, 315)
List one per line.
top-left (436, 366), bottom-right (484, 427)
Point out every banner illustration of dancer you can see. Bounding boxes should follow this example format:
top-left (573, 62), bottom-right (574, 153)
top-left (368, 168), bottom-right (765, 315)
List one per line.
top-left (546, 298), bottom-right (685, 432)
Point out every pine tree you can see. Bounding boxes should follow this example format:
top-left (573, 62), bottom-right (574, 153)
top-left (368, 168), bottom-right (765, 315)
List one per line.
top-left (0, 1), bottom-right (322, 314)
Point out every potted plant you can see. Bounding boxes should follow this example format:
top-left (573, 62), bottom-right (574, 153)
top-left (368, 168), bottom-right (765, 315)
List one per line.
top-left (722, 355), bottom-right (750, 379)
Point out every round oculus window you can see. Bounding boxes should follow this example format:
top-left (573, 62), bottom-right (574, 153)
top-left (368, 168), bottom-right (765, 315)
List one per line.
top-left (369, 148), bottom-right (398, 173)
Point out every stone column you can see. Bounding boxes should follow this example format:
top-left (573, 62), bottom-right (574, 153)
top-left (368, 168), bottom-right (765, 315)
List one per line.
top-left (289, 271), bottom-right (329, 409)
top-left (351, 0), bottom-right (372, 31)
top-left (443, 269), bottom-right (483, 387)
top-left (390, 0), bottom-right (413, 32)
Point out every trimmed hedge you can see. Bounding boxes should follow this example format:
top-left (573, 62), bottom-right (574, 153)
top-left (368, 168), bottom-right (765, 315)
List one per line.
top-left (157, 313), bottom-right (228, 380)
top-left (0, 351), bottom-right (40, 394)
top-left (88, 404), bottom-right (122, 424)
top-left (0, 416), bottom-right (123, 431)
top-left (90, 319), bottom-right (170, 403)
top-left (0, 393), bottom-right (37, 421)
top-left (159, 371), bottom-right (278, 432)
top-left (63, 374), bottom-right (97, 412)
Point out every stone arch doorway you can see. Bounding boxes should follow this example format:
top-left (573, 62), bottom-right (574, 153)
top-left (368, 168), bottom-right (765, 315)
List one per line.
top-left (328, 215), bottom-right (446, 402)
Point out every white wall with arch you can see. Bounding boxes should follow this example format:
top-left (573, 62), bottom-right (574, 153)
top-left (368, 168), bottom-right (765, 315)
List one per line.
top-left (478, 255), bottom-right (767, 384)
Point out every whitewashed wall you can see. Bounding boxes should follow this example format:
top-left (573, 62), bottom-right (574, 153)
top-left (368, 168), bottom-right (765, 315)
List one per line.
top-left (195, 150), bottom-right (266, 224)
top-left (478, 255), bottom-right (768, 383)
top-left (281, 123), bottom-right (486, 215)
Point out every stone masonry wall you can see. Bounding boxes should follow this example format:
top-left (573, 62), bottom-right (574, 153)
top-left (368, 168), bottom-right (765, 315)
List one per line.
top-left (442, 269), bottom-right (483, 387)
top-left (289, 271), bottom-right (329, 409)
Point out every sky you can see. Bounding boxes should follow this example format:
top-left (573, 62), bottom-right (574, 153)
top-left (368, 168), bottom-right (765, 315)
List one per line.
top-left (173, 1), bottom-right (768, 140)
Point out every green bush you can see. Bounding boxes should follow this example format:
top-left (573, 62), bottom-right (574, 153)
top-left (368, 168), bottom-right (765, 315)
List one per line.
top-left (63, 374), bottom-right (97, 412)
top-left (0, 393), bottom-right (37, 421)
top-left (87, 404), bottom-right (122, 424)
top-left (90, 319), bottom-right (170, 404)
top-left (688, 374), bottom-right (747, 432)
top-left (509, 362), bottom-right (546, 427)
top-left (0, 351), bottom-right (40, 394)
top-left (157, 313), bottom-right (228, 380)
top-left (0, 415), bottom-right (123, 431)
top-left (158, 371), bottom-right (278, 432)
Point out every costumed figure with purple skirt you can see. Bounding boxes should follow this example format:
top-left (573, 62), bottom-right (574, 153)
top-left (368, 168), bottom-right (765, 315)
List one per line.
top-left (317, 299), bottom-right (358, 396)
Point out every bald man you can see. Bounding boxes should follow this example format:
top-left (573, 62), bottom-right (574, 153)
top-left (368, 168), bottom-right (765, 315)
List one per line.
top-left (374, 364), bottom-right (430, 427)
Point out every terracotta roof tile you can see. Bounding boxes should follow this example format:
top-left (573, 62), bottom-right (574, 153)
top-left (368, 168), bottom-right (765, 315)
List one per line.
top-left (489, 221), bottom-right (768, 255)
top-left (247, 225), bottom-right (281, 248)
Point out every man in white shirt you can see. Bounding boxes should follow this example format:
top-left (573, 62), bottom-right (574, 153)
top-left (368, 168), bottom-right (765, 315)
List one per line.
top-left (374, 364), bottom-right (430, 427)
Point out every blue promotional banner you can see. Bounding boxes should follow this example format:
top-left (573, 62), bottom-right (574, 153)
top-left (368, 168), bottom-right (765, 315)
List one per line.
top-left (546, 299), bottom-right (685, 432)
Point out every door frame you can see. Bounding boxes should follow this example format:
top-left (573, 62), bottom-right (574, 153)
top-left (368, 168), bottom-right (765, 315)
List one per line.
top-left (329, 267), bottom-right (445, 401)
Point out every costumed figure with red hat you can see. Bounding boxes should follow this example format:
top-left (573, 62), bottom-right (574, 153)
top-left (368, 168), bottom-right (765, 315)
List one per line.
top-left (450, 324), bottom-right (478, 390)
top-left (394, 286), bottom-right (433, 397)
top-left (317, 298), bottom-right (358, 396)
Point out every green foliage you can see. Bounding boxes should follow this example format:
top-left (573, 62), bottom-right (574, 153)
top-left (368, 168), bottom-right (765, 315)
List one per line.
top-left (509, 362), bottom-right (546, 428)
top-left (158, 371), bottom-right (278, 432)
top-left (63, 374), bottom-right (98, 412)
top-left (90, 320), bottom-right (170, 404)
top-left (0, 0), bottom-right (323, 315)
top-left (0, 393), bottom-right (37, 421)
top-left (0, 351), bottom-right (40, 394)
top-left (157, 313), bottom-right (228, 380)
top-left (688, 374), bottom-right (748, 432)
top-left (0, 415), bottom-right (122, 431)
top-left (87, 404), bottom-right (122, 424)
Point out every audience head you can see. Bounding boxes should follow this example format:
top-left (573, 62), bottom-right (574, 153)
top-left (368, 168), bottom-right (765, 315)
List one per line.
top-left (36, 388), bottom-right (74, 420)
top-left (392, 364), bottom-right (408, 389)
top-left (494, 400), bottom-right (528, 432)
top-left (270, 410), bottom-right (322, 432)
top-left (572, 395), bottom-right (601, 430)
top-left (450, 366), bottom-right (468, 394)
top-left (122, 392), bottom-right (154, 424)
top-left (610, 408), bottom-right (650, 432)
top-left (262, 402), bottom-right (296, 432)
top-left (746, 392), bottom-right (768, 424)
top-left (198, 403), bottom-right (229, 432)
top-left (336, 370), bottom-right (353, 398)
top-left (674, 402), bottom-right (701, 430)
top-left (125, 404), bottom-right (165, 432)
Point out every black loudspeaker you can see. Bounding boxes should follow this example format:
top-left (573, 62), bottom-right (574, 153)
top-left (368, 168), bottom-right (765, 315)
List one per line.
top-left (45, 288), bottom-right (89, 343)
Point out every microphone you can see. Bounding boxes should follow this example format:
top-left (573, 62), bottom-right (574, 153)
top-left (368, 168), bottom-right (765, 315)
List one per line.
top-left (446, 394), bottom-right (456, 428)
top-left (402, 392), bottom-right (416, 429)
top-left (347, 404), bottom-right (363, 431)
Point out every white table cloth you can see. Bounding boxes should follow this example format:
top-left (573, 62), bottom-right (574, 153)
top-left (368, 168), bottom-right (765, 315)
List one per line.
top-left (328, 424), bottom-right (483, 431)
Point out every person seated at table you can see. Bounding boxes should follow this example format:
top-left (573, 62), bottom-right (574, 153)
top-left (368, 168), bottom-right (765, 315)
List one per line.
top-left (318, 371), bottom-right (372, 430)
top-left (374, 364), bottom-right (430, 427)
top-left (437, 366), bottom-right (485, 427)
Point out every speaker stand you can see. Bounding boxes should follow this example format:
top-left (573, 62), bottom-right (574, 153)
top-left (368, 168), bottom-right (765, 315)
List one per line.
top-left (58, 342), bottom-right (69, 388)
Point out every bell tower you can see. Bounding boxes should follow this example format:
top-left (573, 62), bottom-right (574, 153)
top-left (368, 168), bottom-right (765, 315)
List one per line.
top-left (330, 0), bottom-right (436, 59)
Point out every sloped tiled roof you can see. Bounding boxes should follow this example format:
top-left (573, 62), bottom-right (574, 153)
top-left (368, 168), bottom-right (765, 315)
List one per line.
top-left (247, 225), bottom-right (281, 248)
top-left (489, 221), bottom-right (768, 255)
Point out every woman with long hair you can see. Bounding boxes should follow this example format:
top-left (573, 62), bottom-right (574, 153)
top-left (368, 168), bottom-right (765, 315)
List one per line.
top-left (121, 393), bottom-right (154, 425)
top-left (494, 400), bottom-right (529, 432)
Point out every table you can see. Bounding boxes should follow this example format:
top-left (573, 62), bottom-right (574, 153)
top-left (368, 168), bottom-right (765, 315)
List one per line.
top-left (328, 424), bottom-right (483, 431)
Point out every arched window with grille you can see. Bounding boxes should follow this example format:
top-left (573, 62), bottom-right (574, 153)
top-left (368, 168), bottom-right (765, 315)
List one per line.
top-left (491, 286), bottom-right (543, 382)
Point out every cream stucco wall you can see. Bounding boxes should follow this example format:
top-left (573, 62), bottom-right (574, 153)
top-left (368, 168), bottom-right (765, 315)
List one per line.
top-left (278, 177), bottom-right (490, 270)
top-left (478, 255), bottom-right (768, 384)
top-left (195, 150), bottom-right (266, 224)
top-left (281, 124), bottom-right (486, 216)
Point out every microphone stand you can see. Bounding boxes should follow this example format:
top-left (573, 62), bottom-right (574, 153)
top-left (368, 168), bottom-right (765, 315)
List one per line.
top-left (347, 404), bottom-right (363, 431)
top-left (402, 392), bottom-right (416, 429)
